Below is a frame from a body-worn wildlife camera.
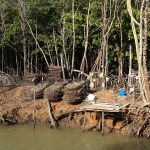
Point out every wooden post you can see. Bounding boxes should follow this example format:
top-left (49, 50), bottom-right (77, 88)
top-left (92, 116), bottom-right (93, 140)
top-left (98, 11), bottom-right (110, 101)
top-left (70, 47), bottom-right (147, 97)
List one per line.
top-left (33, 90), bottom-right (36, 130)
top-left (82, 109), bottom-right (86, 132)
top-left (68, 113), bottom-right (72, 126)
top-left (102, 109), bottom-right (104, 135)
top-left (47, 99), bottom-right (56, 128)
top-left (98, 113), bottom-right (101, 132)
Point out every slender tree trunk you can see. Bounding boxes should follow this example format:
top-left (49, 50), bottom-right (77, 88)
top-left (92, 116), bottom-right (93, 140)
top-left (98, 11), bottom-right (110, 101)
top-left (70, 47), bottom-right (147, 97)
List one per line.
top-left (27, 43), bottom-right (30, 73)
top-left (101, 0), bottom-right (107, 90)
top-left (127, 0), bottom-right (149, 104)
top-left (71, 0), bottom-right (75, 75)
top-left (142, 0), bottom-right (149, 93)
top-left (35, 18), bottom-right (38, 73)
top-left (79, 0), bottom-right (91, 74)
top-left (0, 1), bottom-right (6, 75)
top-left (15, 50), bottom-right (19, 76)
top-left (30, 54), bottom-right (33, 73)
top-left (91, 0), bottom-right (118, 75)
top-left (128, 45), bottom-right (132, 86)
top-left (60, 53), bottom-right (65, 81)
top-left (118, 16), bottom-right (123, 77)
top-left (53, 28), bottom-right (59, 66)
top-left (17, 0), bottom-right (27, 76)
top-left (26, 19), bottom-right (49, 67)
top-left (62, 3), bottom-right (68, 69)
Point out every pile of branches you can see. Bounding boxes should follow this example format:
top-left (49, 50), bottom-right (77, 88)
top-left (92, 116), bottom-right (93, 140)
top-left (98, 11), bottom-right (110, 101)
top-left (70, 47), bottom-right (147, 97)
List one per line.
top-left (126, 104), bottom-right (150, 138)
top-left (62, 81), bottom-right (87, 104)
top-left (44, 82), bottom-right (67, 102)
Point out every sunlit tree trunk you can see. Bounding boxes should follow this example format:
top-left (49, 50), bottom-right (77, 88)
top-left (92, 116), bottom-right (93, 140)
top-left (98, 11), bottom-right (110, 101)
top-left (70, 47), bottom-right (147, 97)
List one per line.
top-left (118, 16), bottom-right (123, 77)
top-left (71, 0), bottom-right (75, 75)
top-left (61, 2), bottom-right (68, 69)
top-left (79, 0), bottom-right (91, 74)
top-left (127, 0), bottom-right (149, 104)
top-left (53, 28), bottom-right (59, 66)
top-left (142, 0), bottom-right (149, 93)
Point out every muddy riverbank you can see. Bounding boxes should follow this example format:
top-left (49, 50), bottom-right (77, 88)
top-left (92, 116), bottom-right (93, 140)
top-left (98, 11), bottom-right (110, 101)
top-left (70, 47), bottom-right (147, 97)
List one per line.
top-left (0, 84), bottom-right (143, 135)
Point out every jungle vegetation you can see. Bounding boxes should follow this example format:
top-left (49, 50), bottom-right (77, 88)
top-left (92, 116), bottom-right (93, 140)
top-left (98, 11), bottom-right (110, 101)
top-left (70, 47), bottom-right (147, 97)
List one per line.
top-left (0, 0), bottom-right (150, 102)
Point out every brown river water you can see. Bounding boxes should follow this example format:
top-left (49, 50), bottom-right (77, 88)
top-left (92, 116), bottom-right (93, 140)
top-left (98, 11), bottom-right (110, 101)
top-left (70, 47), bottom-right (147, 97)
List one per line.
top-left (0, 124), bottom-right (149, 150)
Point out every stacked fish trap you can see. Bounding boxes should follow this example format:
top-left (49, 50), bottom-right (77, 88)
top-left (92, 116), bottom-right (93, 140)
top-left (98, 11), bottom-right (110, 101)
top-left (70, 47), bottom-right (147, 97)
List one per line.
top-left (62, 82), bottom-right (87, 104)
top-left (44, 83), bottom-right (65, 102)
top-left (20, 81), bottom-right (50, 101)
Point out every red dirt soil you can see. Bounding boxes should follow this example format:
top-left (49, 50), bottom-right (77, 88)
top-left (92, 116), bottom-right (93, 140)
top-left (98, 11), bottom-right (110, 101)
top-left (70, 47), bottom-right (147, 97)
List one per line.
top-left (0, 85), bottom-right (140, 133)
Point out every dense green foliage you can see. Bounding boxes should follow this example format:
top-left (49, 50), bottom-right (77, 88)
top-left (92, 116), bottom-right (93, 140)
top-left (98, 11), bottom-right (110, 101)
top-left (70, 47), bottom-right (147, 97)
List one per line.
top-left (0, 0), bottom-right (149, 78)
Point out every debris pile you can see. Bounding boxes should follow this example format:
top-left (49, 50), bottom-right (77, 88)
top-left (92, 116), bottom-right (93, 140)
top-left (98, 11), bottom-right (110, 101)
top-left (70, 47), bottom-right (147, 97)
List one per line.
top-left (126, 105), bottom-right (150, 138)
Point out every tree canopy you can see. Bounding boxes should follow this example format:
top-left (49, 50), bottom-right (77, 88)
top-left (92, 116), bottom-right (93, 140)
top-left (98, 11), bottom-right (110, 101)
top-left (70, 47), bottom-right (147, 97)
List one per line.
top-left (0, 0), bottom-right (149, 79)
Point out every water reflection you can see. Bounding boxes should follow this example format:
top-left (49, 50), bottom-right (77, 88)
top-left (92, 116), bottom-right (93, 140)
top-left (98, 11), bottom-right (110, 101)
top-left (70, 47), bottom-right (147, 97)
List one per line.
top-left (0, 124), bottom-right (149, 150)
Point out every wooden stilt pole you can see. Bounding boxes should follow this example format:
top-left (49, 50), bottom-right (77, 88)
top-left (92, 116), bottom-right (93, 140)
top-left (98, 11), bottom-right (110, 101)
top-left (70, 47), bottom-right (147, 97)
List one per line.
top-left (33, 90), bottom-right (36, 130)
top-left (47, 99), bottom-right (56, 128)
top-left (68, 113), bottom-right (72, 126)
top-left (82, 109), bottom-right (86, 132)
top-left (98, 113), bottom-right (101, 132)
top-left (102, 109), bottom-right (104, 135)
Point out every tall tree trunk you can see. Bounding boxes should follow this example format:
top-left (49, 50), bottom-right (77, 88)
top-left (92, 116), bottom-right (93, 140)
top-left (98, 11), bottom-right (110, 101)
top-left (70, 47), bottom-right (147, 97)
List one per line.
top-left (62, 2), bottom-right (68, 69)
top-left (71, 0), bottom-right (75, 75)
top-left (142, 0), bottom-right (149, 94)
top-left (127, 0), bottom-right (149, 104)
top-left (35, 18), bottom-right (38, 73)
top-left (91, 0), bottom-right (118, 75)
top-left (17, 0), bottom-right (27, 76)
top-left (0, 1), bottom-right (6, 75)
top-left (79, 0), bottom-right (91, 74)
top-left (53, 28), bottom-right (59, 66)
top-left (118, 16), bottom-right (123, 77)
top-left (128, 45), bottom-right (132, 86)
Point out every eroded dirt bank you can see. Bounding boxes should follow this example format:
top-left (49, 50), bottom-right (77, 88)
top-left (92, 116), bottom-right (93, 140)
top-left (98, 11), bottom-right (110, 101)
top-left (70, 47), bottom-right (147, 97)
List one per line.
top-left (0, 85), bottom-right (141, 134)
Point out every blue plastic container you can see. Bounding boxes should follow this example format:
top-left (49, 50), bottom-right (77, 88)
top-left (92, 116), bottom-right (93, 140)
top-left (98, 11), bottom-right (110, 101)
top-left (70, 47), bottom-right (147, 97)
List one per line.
top-left (119, 91), bottom-right (127, 96)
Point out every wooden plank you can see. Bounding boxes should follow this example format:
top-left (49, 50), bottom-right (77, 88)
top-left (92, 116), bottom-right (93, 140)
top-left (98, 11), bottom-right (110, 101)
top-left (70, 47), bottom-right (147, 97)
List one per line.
top-left (115, 103), bottom-right (131, 111)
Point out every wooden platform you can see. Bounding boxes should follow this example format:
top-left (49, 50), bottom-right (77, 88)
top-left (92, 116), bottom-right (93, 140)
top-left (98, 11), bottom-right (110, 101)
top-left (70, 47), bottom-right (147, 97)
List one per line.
top-left (79, 101), bottom-right (131, 112)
